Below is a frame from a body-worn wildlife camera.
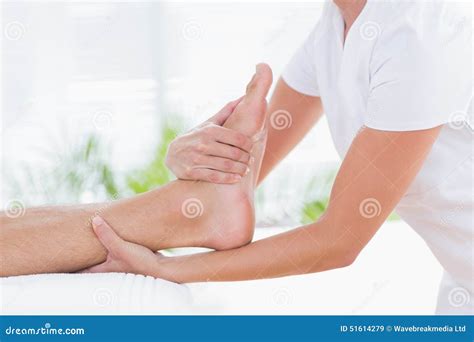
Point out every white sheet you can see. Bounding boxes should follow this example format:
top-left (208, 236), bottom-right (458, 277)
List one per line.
top-left (1, 273), bottom-right (192, 315)
top-left (1, 222), bottom-right (443, 315)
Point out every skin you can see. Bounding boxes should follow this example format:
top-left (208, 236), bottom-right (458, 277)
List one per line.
top-left (257, 79), bottom-right (323, 184)
top-left (0, 64), bottom-right (273, 277)
top-left (86, 125), bottom-right (442, 281)
top-left (3, 0), bottom-right (444, 284)
top-left (84, 0), bottom-right (444, 283)
top-left (163, 1), bottom-right (365, 185)
top-left (165, 80), bottom-right (323, 186)
top-left (335, 0), bottom-right (367, 37)
top-left (165, 96), bottom-right (253, 184)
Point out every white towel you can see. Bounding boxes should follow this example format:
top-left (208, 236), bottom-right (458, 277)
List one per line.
top-left (0, 273), bottom-right (193, 315)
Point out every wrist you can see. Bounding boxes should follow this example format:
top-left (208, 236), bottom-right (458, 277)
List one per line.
top-left (155, 255), bottom-right (181, 283)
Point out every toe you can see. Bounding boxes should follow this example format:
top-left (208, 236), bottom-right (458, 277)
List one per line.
top-left (245, 63), bottom-right (273, 102)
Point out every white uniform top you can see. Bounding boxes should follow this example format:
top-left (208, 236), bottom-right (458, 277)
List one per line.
top-left (282, 0), bottom-right (473, 314)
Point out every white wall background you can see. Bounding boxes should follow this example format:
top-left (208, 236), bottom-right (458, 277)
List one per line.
top-left (1, 2), bottom-right (337, 175)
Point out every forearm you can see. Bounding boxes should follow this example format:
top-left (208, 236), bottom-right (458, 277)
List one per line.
top-left (257, 78), bottom-right (322, 185)
top-left (153, 126), bottom-right (441, 283)
top-left (155, 218), bottom-right (351, 283)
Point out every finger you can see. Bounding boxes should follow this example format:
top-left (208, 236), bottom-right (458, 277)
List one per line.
top-left (204, 142), bottom-right (251, 163)
top-left (204, 125), bottom-right (253, 152)
top-left (192, 155), bottom-right (249, 176)
top-left (91, 216), bottom-right (124, 254)
top-left (245, 63), bottom-right (273, 102)
top-left (207, 97), bottom-right (244, 126)
top-left (187, 168), bottom-right (242, 184)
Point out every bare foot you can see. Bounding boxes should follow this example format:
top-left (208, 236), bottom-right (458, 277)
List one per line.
top-left (223, 64), bottom-right (273, 136)
top-left (0, 66), bottom-right (273, 277)
top-left (200, 64), bottom-right (273, 250)
top-left (97, 65), bottom-right (273, 252)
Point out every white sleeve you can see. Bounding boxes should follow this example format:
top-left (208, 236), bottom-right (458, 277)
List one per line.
top-left (365, 15), bottom-right (472, 131)
top-left (281, 25), bottom-right (321, 97)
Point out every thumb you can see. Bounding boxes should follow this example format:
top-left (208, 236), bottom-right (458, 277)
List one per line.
top-left (206, 97), bottom-right (243, 126)
top-left (91, 216), bottom-right (124, 254)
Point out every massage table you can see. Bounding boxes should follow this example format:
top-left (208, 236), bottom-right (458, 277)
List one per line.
top-left (1, 222), bottom-right (442, 315)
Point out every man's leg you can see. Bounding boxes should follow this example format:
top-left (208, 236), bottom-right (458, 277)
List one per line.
top-left (0, 64), bottom-right (273, 276)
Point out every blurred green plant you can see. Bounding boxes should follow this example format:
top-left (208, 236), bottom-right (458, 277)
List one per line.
top-left (254, 166), bottom-right (336, 226)
top-left (6, 120), bottom-right (182, 205)
top-left (6, 134), bottom-right (120, 205)
top-left (299, 169), bottom-right (335, 224)
top-left (301, 199), bottom-right (328, 224)
top-left (125, 122), bottom-right (178, 194)
top-left (298, 170), bottom-right (399, 224)
top-left (7, 119), bottom-right (398, 223)
top-left (63, 134), bottom-right (120, 199)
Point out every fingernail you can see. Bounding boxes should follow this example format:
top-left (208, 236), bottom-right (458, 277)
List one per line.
top-left (233, 175), bottom-right (242, 182)
top-left (245, 167), bottom-right (250, 176)
top-left (92, 216), bottom-right (104, 227)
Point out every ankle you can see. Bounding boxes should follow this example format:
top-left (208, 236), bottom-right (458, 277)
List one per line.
top-left (205, 186), bottom-right (255, 251)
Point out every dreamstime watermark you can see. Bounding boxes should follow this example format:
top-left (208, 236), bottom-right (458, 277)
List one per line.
top-left (270, 110), bottom-right (292, 130)
top-left (272, 287), bottom-right (292, 306)
top-left (93, 288), bottom-right (115, 307)
top-left (448, 287), bottom-right (470, 308)
top-left (181, 20), bottom-right (202, 41)
top-left (181, 198), bottom-right (204, 219)
top-left (444, 15), bottom-right (472, 44)
top-left (92, 109), bottom-right (113, 130)
top-left (4, 21), bottom-right (26, 41)
top-left (448, 111), bottom-right (470, 130)
top-left (352, 280), bottom-right (390, 313)
top-left (4, 199), bottom-right (26, 218)
top-left (359, 21), bottom-right (381, 41)
top-left (440, 202), bottom-right (465, 226)
top-left (4, 322), bottom-right (85, 336)
top-left (359, 198), bottom-right (381, 219)
top-left (263, 12), bottom-right (296, 47)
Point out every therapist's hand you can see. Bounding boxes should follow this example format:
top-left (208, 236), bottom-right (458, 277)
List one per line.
top-left (165, 98), bottom-right (254, 184)
top-left (81, 216), bottom-right (164, 277)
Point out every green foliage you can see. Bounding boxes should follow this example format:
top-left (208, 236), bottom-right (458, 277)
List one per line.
top-left (125, 123), bottom-right (178, 194)
top-left (5, 121), bottom-right (182, 205)
top-left (301, 198), bottom-right (329, 224)
top-left (68, 134), bottom-right (120, 199)
top-left (55, 134), bottom-right (120, 200)
top-left (254, 166), bottom-right (336, 226)
top-left (297, 169), bottom-right (334, 224)
top-left (7, 119), bottom-right (399, 223)
top-left (387, 211), bottom-right (400, 221)
top-left (6, 134), bottom-right (120, 205)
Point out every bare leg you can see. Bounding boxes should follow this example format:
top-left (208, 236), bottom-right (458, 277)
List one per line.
top-left (0, 64), bottom-right (273, 276)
